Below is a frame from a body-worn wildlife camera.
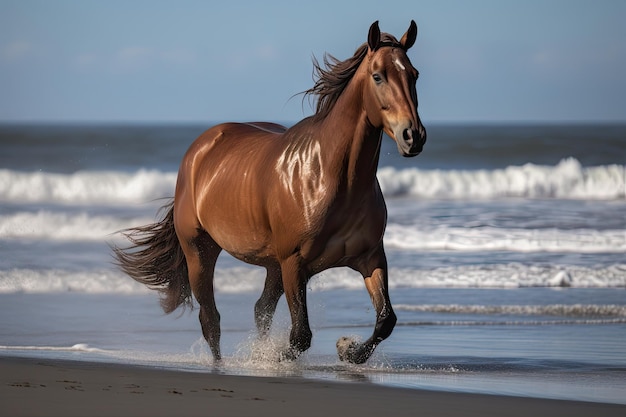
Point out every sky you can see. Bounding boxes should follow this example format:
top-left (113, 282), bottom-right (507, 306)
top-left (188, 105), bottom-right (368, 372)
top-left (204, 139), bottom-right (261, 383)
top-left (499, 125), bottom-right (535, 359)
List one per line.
top-left (1, 0), bottom-right (625, 124)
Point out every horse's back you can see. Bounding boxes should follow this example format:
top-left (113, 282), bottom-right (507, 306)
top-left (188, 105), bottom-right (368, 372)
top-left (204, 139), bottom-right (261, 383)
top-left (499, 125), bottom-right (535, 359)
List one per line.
top-left (244, 122), bottom-right (288, 134)
top-left (177, 121), bottom-right (287, 203)
top-left (181, 121), bottom-right (287, 172)
top-left (187, 122), bottom-right (285, 153)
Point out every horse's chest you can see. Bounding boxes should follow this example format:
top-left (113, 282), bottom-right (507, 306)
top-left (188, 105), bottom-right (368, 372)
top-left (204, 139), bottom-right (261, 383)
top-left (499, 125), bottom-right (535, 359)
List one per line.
top-left (307, 199), bottom-right (386, 270)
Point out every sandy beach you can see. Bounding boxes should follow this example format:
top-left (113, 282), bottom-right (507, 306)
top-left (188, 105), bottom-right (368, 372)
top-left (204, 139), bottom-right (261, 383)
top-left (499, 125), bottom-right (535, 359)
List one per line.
top-left (1, 356), bottom-right (624, 417)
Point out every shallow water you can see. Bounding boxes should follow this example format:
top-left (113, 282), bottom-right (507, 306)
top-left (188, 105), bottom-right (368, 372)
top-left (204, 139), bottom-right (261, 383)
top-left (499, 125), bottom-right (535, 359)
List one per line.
top-left (2, 286), bottom-right (625, 404)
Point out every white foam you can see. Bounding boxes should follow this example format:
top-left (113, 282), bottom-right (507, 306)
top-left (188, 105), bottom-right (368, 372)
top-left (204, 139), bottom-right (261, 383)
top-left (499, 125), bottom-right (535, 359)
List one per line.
top-left (1, 264), bottom-right (623, 295)
top-left (0, 267), bottom-right (267, 295)
top-left (384, 224), bottom-right (626, 253)
top-left (0, 211), bottom-right (153, 241)
top-left (377, 158), bottom-right (625, 200)
top-left (0, 168), bottom-right (176, 205)
top-left (0, 343), bottom-right (106, 353)
top-left (1, 159), bottom-right (623, 206)
top-left (0, 269), bottom-right (151, 294)
top-left (382, 264), bottom-right (626, 289)
top-left (310, 264), bottom-right (626, 290)
top-left (2, 210), bottom-right (623, 255)
top-left (394, 304), bottom-right (626, 317)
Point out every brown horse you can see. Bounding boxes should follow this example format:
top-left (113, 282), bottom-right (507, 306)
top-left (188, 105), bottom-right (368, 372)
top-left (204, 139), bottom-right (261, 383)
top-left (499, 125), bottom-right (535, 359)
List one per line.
top-left (113, 21), bottom-right (426, 364)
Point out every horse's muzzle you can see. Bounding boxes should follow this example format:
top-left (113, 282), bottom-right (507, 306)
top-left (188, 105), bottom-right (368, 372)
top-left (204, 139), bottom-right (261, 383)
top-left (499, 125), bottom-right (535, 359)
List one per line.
top-left (396, 125), bottom-right (427, 157)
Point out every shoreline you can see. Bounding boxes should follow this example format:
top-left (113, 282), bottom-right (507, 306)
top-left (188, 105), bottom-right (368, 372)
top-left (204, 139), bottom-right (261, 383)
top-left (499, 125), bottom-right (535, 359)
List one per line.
top-left (2, 356), bottom-right (624, 417)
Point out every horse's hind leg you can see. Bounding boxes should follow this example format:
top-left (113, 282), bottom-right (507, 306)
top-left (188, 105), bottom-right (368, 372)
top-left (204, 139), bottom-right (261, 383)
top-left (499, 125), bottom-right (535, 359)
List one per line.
top-left (184, 231), bottom-right (223, 361)
top-left (280, 256), bottom-right (312, 360)
top-left (254, 263), bottom-right (284, 338)
top-left (338, 245), bottom-right (397, 364)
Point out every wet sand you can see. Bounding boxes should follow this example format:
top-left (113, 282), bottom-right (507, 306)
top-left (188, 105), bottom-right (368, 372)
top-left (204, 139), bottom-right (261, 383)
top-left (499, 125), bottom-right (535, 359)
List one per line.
top-left (1, 356), bottom-right (624, 417)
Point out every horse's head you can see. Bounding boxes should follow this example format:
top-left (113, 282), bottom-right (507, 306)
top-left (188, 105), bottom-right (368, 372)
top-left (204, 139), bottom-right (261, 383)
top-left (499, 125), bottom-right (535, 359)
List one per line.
top-left (362, 21), bottom-right (426, 157)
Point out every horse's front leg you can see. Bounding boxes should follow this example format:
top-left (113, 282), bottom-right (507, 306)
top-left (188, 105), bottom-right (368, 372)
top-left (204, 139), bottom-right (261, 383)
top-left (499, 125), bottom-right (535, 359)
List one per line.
top-left (338, 246), bottom-right (396, 364)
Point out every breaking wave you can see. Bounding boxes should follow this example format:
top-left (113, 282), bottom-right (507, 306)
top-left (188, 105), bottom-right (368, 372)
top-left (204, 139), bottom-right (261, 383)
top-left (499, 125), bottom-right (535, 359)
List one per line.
top-left (1, 210), bottom-right (623, 254)
top-left (378, 158), bottom-right (625, 200)
top-left (1, 264), bottom-right (624, 294)
top-left (1, 159), bottom-right (623, 205)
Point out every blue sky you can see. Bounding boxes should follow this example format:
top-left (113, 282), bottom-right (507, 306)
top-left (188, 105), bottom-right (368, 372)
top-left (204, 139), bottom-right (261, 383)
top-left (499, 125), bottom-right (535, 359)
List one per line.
top-left (1, 0), bottom-right (625, 123)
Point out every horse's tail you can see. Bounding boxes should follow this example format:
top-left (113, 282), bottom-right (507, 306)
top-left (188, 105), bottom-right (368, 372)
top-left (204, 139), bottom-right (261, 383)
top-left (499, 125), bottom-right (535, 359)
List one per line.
top-left (112, 201), bottom-right (192, 313)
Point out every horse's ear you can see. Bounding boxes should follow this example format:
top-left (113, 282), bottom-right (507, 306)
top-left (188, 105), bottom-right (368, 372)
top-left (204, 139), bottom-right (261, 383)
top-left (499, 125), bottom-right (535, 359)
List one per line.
top-left (368, 21), bottom-right (381, 51)
top-left (400, 20), bottom-right (418, 51)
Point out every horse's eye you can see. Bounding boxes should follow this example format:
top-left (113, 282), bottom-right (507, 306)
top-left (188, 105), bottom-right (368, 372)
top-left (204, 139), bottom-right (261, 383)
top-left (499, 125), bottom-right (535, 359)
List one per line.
top-left (372, 73), bottom-right (383, 84)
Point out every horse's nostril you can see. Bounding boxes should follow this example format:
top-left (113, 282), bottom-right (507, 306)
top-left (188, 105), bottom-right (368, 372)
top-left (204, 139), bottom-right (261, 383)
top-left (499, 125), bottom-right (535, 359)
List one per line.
top-left (402, 128), bottom-right (414, 144)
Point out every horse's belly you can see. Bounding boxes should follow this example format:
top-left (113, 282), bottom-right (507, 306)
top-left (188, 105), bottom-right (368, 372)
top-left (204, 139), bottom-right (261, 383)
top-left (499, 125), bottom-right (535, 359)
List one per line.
top-left (204, 219), bottom-right (274, 262)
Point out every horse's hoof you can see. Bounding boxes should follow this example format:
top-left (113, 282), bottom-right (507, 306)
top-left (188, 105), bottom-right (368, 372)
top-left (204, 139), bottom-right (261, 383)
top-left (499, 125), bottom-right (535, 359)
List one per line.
top-left (337, 336), bottom-right (355, 362)
top-left (336, 337), bottom-right (364, 364)
top-left (337, 336), bottom-right (375, 364)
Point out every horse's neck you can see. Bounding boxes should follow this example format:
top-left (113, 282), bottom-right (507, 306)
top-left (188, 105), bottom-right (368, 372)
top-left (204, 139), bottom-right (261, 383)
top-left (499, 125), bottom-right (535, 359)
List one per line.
top-left (320, 82), bottom-right (383, 193)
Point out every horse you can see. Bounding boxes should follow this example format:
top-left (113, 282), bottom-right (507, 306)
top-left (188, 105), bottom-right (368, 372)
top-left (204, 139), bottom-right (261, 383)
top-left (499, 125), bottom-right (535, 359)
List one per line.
top-left (113, 20), bottom-right (426, 364)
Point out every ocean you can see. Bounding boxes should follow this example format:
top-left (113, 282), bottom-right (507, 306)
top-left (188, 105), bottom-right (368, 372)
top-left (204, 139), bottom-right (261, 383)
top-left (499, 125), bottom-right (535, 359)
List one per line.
top-left (1, 123), bottom-right (625, 404)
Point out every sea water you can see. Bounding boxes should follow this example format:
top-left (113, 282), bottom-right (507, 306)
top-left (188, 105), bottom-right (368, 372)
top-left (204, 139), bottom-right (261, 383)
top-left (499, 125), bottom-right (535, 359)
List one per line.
top-left (1, 123), bottom-right (625, 404)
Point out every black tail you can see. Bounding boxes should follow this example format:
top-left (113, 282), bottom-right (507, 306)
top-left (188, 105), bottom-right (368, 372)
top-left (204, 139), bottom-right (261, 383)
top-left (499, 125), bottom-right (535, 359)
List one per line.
top-left (112, 201), bottom-right (192, 313)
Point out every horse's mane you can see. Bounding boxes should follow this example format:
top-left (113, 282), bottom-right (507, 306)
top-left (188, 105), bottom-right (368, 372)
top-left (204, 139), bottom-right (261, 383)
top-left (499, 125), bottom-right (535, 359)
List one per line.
top-left (304, 34), bottom-right (400, 121)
